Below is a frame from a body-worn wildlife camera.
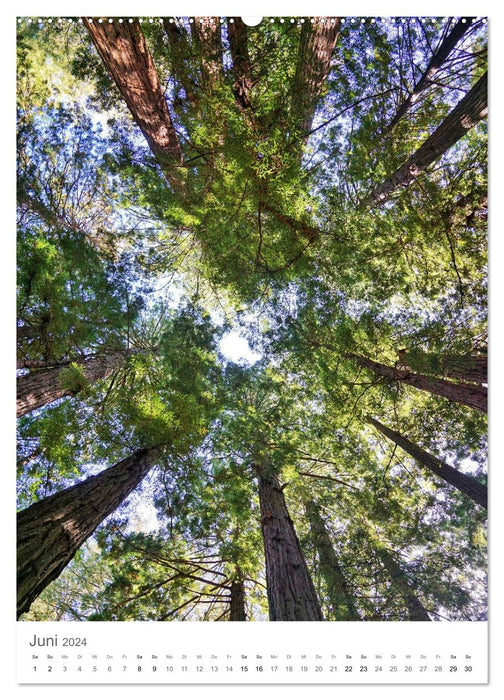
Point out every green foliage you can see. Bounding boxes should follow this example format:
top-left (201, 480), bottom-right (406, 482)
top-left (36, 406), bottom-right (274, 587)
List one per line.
top-left (16, 16), bottom-right (487, 622)
top-left (58, 363), bottom-right (89, 393)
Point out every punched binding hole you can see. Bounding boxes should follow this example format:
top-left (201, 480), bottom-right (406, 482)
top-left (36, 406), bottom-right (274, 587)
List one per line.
top-left (241, 17), bottom-right (263, 26)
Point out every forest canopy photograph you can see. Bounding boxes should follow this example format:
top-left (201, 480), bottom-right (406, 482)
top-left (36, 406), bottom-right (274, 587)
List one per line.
top-left (16, 15), bottom-right (487, 623)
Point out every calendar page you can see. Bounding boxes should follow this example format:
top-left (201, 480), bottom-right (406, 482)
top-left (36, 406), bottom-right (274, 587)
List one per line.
top-left (15, 4), bottom-right (489, 688)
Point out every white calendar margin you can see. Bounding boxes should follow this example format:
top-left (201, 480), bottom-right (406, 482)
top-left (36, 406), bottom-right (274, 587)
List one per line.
top-left (4, 0), bottom-right (502, 698)
top-left (16, 620), bottom-right (488, 685)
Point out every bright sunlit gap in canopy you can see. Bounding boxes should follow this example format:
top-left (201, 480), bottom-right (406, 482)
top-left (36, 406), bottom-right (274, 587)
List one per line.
top-left (219, 331), bottom-right (262, 365)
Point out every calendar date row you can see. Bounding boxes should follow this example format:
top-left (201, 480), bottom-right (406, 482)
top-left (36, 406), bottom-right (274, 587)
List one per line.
top-left (31, 663), bottom-right (474, 674)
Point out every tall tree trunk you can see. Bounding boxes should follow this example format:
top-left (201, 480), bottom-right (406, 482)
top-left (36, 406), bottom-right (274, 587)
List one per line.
top-left (17, 358), bottom-right (71, 371)
top-left (162, 19), bottom-right (198, 109)
top-left (192, 17), bottom-right (224, 88)
top-left (368, 417), bottom-right (487, 509)
top-left (400, 350), bottom-right (487, 385)
top-left (229, 577), bottom-right (247, 621)
top-left (291, 18), bottom-right (341, 139)
top-left (227, 18), bottom-right (254, 110)
top-left (255, 463), bottom-right (323, 621)
top-left (16, 351), bottom-right (124, 418)
top-left (361, 71), bottom-right (487, 208)
top-left (191, 17), bottom-right (226, 148)
top-left (382, 17), bottom-right (476, 136)
top-left (346, 352), bottom-right (487, 413)
top-left (17, 447), bottom-right (159, 618)
top-left (83, 18), bottom-right (185, 192)
top-left (304, 500), bottom-right (361, 620)
top-left (377, 548), bottom-right (431, 621)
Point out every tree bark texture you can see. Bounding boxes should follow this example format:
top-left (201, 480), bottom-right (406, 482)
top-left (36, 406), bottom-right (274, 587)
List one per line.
top-left (256, 465), bottom-right (323, 621)
top-left (229, 578), bottom-right (247, 621)
top-left (346, 353), bottom-right (487, 413)
top-left (191, 17), bottom-right (224, 88)
top-left (227, 18), bottom-right (254, 110)
top-left (368, 417), bottom-right (487, 509)
top-left (377, 548), bottom-right (431, 621)
top-left (361, 71), bottom-right (487, 208)
top-left (17, 358), bottom-right (69, 371)
top-left (304, 500), bottom-right (361, 620)
top-left (291, 18), bottom-right (341, 138)
top-left (16, 351), bottom-right (125, 418)
top-left (191, 17), bottom-right (226, 147)
top-left (401, 351), bottom-right (487, 385)
top-left (83, 18), bottom-right (185, 191)
top-left (162, 19), bottom-right (198, 108)
top-left (383, 17), bottom-right (475, 136)
top-left (17, 448), bottom-right (158, 618)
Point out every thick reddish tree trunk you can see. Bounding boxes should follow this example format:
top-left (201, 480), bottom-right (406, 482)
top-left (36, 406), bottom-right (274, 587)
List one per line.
top-left (227, 18), bottom-right (254, 110)
top-left (229, 577), bottom-right (247, 621)
top-left (17, 447), bottom-right (159, 618)
top-left (192, 17), bottom-right (224, 88)
top-left (16, 352), bottom-right (124, 417)
top-left (83, 18), bottom-right (185, 191)
top-left (347, 353), bottom-right (487, 412)
top-left (291, 18), bottom-right (341, 138)
top-left (256, 463), bottom-right (323, 621)
top-left (17, 358), bottom-right (68, 371)
top-left (368, 417), bottom-right (487, 509)
top-left (383, 17), bottom-right (476, 136)
top-left (401, 351), bottom-right (487, 385)
top-left (191, 17), bottom-right (226, 147)
top-left (305, 500), bottom-right (361, 620)
top-left (377, 548), bottom-right (431, 621)
top-left (361, 72), bottom-right (487, 208)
